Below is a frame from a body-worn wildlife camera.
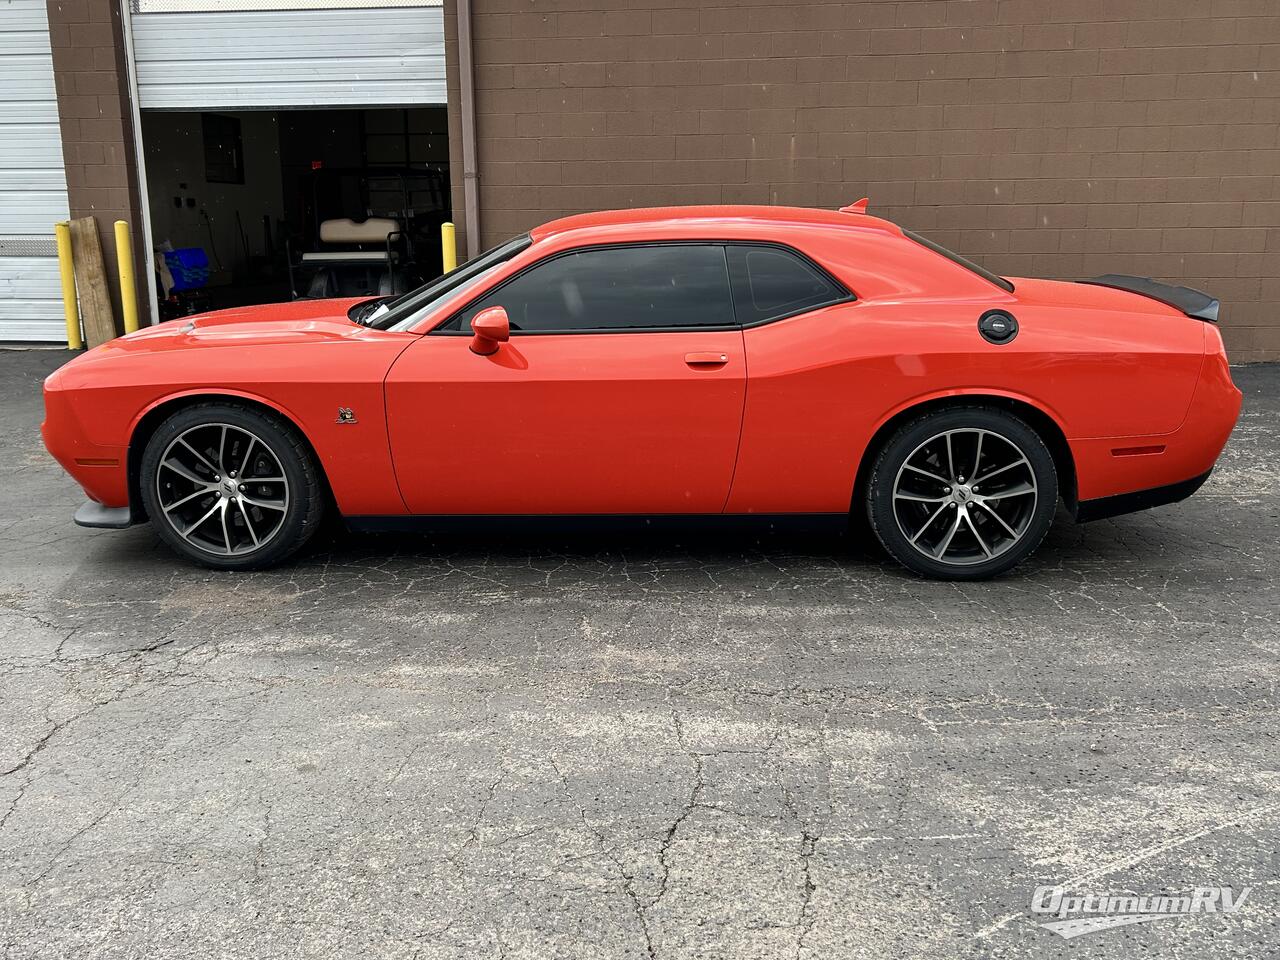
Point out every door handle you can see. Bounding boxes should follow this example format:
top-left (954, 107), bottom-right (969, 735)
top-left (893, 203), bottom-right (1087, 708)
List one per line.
top-left (685, 352), bottom-right (729, 366)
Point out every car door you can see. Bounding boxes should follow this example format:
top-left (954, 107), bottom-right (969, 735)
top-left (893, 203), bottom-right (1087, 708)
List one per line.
top-left (384, 242), bottom-right (746, 515)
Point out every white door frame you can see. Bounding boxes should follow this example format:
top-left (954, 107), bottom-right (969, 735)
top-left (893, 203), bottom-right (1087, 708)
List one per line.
top-left (119, 1), bottom-right (160, 326)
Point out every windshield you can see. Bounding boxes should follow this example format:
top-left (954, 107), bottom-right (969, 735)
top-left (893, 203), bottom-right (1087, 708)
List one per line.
top-left (902, 229), bottom-right (1014, 293)
top-left (353, 233), bottom-right (533, 330)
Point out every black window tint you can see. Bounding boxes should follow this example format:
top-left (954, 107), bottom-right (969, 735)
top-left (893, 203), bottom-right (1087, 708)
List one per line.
top-left (726, 245), bottom-right (844, 325)
top-left (454, 244), bottom-right (734, 333)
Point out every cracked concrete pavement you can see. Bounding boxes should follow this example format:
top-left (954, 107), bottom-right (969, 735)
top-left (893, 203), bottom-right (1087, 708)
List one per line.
top-left (0, 348), bottom-right (1277, 959)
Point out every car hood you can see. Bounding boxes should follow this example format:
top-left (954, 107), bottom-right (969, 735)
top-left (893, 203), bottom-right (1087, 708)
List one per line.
top-left (57, 299), bottom-right (382, 372)
top-left (124, 298), bottom-right (372, 346)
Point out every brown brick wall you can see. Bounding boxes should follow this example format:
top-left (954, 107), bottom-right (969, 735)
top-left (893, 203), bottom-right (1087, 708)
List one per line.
top-left (445, 0), bottom-right (1280, 362)
top-left (46, 0), bottom-right (145, 332)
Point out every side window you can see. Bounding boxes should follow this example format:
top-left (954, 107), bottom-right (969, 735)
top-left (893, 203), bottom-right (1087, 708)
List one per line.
top-left (452, 244), bottom-right (733, 333)
top-left (726, 245), bottom-right (845, 325)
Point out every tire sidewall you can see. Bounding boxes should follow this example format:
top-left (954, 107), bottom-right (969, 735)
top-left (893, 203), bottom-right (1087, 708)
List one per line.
top-left (867, 407), bottom-right (1058, 580)
top-left (139, 403), bottom-right (322, 570)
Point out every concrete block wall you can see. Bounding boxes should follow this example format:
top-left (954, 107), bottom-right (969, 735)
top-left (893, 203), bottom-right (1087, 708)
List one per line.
top-left (446, 0), bottom-right (1280, 361)
top-left (46, 0), bottom-right (144, 330)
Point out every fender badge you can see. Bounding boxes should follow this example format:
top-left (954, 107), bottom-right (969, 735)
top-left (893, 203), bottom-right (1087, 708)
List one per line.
top-left (336, 407), bottom-right (358, 424)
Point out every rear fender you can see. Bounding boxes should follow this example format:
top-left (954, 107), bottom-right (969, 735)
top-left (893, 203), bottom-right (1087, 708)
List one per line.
top-left (869, 386), bottom-right (1071, 440)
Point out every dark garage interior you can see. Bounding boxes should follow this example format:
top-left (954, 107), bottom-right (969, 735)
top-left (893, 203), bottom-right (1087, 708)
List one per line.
top-left (140, 106), bottom-right (450, 318)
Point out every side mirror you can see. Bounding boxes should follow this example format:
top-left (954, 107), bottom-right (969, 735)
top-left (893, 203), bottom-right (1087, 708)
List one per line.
top-left (470, 306), bottom-right (510, 356)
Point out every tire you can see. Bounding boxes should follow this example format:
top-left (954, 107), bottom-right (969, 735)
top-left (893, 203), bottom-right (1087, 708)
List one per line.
top-left (138, 402), bottom-right (325, 570)
top-left (865, 406), bottom-right (1058, 580)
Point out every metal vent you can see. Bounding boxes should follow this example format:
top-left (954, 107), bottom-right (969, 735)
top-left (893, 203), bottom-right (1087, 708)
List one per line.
top-left (134, 0), bottom-right (441, 10)
top-left (0, 236), bottom-right (57, 257)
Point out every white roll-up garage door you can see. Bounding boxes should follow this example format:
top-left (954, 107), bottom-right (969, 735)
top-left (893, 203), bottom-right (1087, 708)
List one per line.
top-left (0, 0), bottom-right (71, 342)
top-left (130, 1), bottom-right (446, 110)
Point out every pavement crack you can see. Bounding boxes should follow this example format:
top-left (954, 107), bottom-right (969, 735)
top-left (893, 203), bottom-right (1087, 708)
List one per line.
top-left (1, 716), bottom-right (63, 780)
top-left (447, 773), bottom-right (504, 867)
top-left (655, 713), bottom-right (708, 887)
top-left (27, 796), bottom-right (121, 886)
top-left (795, 829), bottom-right (818, 959)
top-left (550, 758), bottom-right (658, 960)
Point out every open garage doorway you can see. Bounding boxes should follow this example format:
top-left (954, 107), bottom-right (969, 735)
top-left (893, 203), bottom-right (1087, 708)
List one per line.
top-left (140, 106), bottom-right (450, 319)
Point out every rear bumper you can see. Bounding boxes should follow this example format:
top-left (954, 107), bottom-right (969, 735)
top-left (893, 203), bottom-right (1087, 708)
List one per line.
top-left (1069, 340), bottom-right (1241, 506)
top-left (1075, 469), bottom-right (1212, 523)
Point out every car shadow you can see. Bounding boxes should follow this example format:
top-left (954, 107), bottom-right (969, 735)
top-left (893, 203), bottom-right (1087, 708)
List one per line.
top-left (63, 501), bottom-right (1221, 595)
top-left (309, 518), bottom-right (879, 567)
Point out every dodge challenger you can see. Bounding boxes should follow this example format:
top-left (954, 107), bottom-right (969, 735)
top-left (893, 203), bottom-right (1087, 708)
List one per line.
top-left (41, 202), bottom-right (1242, 579)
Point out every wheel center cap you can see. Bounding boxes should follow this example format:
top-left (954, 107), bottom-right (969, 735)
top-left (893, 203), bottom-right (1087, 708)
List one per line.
top-left (221, 479), bottom-right (238, 497)
top-left (954, 485), bottom-right (971, 503)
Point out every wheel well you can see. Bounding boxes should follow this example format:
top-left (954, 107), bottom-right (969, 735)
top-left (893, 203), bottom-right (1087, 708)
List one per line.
top-left (126, 394), bottom-right (330, 522)
top-left (850, 395), bottom-right (1077, 517)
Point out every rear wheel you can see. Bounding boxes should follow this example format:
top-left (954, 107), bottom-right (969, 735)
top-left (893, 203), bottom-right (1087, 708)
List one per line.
top-left (139, 403), bottom-right (324, 570)
top-left (866, 406), bottom-right (1057, 580)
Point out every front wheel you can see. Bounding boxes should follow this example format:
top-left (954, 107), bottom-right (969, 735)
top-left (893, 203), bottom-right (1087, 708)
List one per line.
top-left (139, 402), bottom-right (325, 570)
top-left (866, 407), bottom-right (1058, 580)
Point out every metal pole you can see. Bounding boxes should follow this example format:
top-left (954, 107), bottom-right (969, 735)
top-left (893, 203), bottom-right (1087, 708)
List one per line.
top-left (441, 222), bottom-right (457, 274)
top-left (457, 0), bottom-right (481, 257)
top-left (114, 220), bottom-right (140, 333)
top-left (54, 222), bottom-right (83, 350)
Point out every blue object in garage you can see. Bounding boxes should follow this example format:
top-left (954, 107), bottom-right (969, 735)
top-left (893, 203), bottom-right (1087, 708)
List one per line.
top-left (163, 248), bottom-right (210, 291)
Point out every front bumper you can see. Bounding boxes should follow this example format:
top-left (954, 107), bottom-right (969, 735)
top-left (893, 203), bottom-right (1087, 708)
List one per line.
top-left (74, 500), bottom-right (135, 529)
top-left (42, 379), bottom-right (131, 512)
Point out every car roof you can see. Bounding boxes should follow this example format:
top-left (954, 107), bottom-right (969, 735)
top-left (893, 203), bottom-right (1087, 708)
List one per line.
top-left (529, 204), bottom-right (904, 242)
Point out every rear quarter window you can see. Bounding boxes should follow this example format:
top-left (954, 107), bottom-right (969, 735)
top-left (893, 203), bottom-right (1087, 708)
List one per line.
top-left (726, 244), bottom-right (849, 325)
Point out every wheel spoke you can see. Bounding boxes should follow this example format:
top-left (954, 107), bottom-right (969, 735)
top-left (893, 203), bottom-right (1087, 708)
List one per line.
top-left (973, 500), bottom-right (1019, 539)
top-left (181, 500), bottom-right (223, 539)
top-left (239, 492), bottom-right (286, 512)
top-left (945, 432), bottom-right (956, 480)
top-left (235, 499), bottom-right (260, 547)
top-left (981, 482), bottom-right (1035, 501)
top-left (218, 499), bottom-right (232, 554)
top-left (161, 458), bottom-right (209, 486)
top-left (974, 457), bottom-right (1029, 485)
top-left (239, 436), bottom-right (256, 477)
top-left (162, 488), bottom-right (211, 513)
top-left (964, 510), bottom-right (992, 558)
top-left (933, 509), bottom-right (964, 559)
top-left (904, 463), bottom-right (950, 485)
top-left (218, 425), bottom-right (228, 474)
top-left (894, 491), bottom-right (947, 503)
top-left (972, 430), bottom-right (984, 481)
top-left (910, 504), bottom-right (948, 544)
top-left (178, 438), bottom-right (219, 476)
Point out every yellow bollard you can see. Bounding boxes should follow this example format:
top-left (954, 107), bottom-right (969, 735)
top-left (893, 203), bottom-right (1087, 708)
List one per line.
top-left (54, 222), bottom-right (83, 350)
top-left (113, 220), bottom-right (140, 334)
top-left (441, 221), bottom-right (457, 274)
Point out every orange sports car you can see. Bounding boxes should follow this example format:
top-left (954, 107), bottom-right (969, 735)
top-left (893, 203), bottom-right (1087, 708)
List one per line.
top-left (41, 203), bottom-right (1241, 579)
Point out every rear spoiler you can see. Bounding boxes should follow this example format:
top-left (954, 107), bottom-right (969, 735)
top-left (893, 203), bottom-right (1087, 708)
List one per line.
top-left (1078, 274), bottom-right (1219, 322)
